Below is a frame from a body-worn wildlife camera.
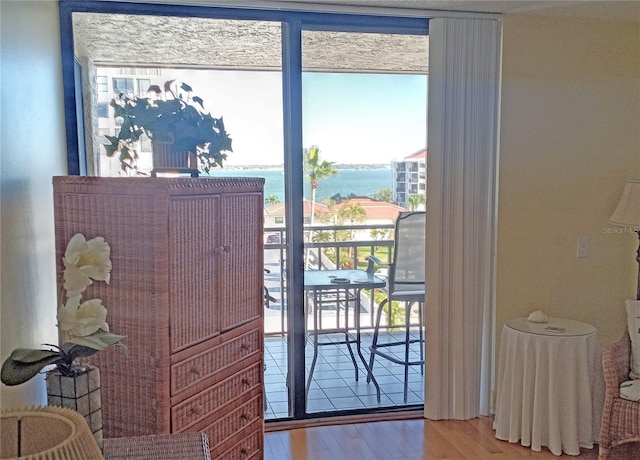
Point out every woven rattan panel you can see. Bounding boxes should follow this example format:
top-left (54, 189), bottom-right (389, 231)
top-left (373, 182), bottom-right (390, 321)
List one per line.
top-left (103, 432), bottom-right (211, 459)
top-left (54, 187), bottom-right (165, 437)
top-left (171, 328), bottom-right (261, 396)
top-left (213, 420), bottom-right (263, 460)
top-left (202, 394), bottom-right (263, 450)
top-left (220, 192), bottom-right (263, 331)
top-left (171, 361), bottom-right (262, 432)
top-left (169, 195), bottom-right (221, 352)
top-left (53, 176), bottom-right (264, 457)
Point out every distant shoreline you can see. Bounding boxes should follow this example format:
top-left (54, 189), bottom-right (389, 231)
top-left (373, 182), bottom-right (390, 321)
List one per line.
top-left (207, 167), bottom-right (392, 201)
top-left (223, 163), bottom-right (391, 171)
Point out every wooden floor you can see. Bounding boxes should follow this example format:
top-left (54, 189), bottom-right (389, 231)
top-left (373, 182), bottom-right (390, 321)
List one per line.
top-left (264, 416), bottom-right (638, 459)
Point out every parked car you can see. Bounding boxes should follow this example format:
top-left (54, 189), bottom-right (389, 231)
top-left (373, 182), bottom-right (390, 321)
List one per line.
top-left (266, 234), bottom-right (280, 243)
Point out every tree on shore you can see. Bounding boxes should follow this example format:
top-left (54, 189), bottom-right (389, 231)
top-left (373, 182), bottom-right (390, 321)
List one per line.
top-left (408, 193), bottom-right (426, 211)
top-left (303, 145), bottom-right (337, 225)
top-left (373, 188), bottom-right (394, 204)
top-left (265, 194), bottom-right (280, 205)
top-left (370, 228), bottom-right (391, 250)
top-left (332, 200), bottom-right (367, 268)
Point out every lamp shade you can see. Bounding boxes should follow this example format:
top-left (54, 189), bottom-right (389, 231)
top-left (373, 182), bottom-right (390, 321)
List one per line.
top-left (1, 406), bottom-right (103, 459)
top-left (609, 180), bottom-right (640, 228)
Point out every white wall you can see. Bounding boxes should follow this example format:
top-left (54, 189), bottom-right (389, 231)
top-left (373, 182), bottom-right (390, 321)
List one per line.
top-left (497, 15), bottom-right (640, 346)
top-left (0, 0), bottom-right (68, 408)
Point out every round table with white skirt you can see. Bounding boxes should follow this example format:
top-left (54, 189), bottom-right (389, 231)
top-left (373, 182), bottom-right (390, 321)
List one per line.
top-left (493, 317), bottom-right (601, 456)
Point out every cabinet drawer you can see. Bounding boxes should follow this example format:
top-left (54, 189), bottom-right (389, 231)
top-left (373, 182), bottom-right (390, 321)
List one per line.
top-left (171, 328), bottom-right (261, 395)
top-left (202, 394), bottom-right (262, 450)
top-left (213, 420), bottom-right (262, 460)
top-left (171, 361), bottom-right (261, 432)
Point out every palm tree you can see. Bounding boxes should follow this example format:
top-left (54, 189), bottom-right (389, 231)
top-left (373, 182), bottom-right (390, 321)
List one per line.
top-left (335, 200), bottom-right (367, 268)
top-left (265, 194), bottom-right (280, 206)
top-left (312, 230), bottom-right (333, 243)
top-left (370, 228), bottom-right (391, 251)
top-left (407, 193), bottom-right (426, 211)
top-left (336, 200), bottom-right (367, 226)
top-left (303, 145), bottom-right (337, 225)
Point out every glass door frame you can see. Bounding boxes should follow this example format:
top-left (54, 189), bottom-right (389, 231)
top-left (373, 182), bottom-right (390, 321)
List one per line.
top-left (59, 0), bottom-right (428, 422)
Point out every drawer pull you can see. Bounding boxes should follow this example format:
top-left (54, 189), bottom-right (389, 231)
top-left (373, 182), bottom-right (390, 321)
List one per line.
top-left (241, 378), bottom-right (251, 386)
top-left (240, 413), bottom-right (249, 422)
top-left (190, 404), bottom-right (204, 416)
top-left (223, 245), bottom-right (231, 253)
top-left (190, 366), bottom-right (202, 377)
top-left (240, 343), bottom-right (250, 351)
top-left (240, 447), bottom-right (248, 455)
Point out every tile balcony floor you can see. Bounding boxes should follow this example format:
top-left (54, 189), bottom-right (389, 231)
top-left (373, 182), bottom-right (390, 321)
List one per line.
top-left (264, 331), bottom-right (425, 420)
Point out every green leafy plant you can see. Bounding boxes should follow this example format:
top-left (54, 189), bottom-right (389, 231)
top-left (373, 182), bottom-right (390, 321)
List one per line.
top-left (105, 80), bottom-right (232, 174)
top-left (1, 234), bottom-right (126, 386)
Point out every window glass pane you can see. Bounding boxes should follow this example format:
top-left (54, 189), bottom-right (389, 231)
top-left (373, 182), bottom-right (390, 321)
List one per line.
top-left (302, 29), bottom-right (427, 413)
top-left (137, 78), bottom-right (150, 96)
top-left (97, 102), bottom-right (109, 118)
top-left (97, 76), bottom-right (108, 92)
top-left (73, 13), bottom-right (283, 178)
top-left (113, 77), bottom-right (134, 94)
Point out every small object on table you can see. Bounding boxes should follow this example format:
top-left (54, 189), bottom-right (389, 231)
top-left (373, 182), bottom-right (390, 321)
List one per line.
top-left (331, 277), bottom-right (350, 283)
top-left (527, 309), bottom-right (548, 323)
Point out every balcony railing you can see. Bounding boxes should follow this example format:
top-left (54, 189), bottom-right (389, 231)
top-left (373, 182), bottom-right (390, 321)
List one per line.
top-left (262, 223), bottom-right (428, 418)
top-left (264, 223), bottom-right (398, 336)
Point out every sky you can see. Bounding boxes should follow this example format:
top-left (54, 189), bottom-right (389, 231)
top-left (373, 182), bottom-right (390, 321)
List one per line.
top-left (174, 69), bottom-right (427, 166)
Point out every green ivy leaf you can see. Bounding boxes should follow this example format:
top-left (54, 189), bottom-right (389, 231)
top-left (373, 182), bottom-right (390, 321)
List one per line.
top-left (1, 351), bottom-right (62, 386)
top-left (109, 82), bottom-right (231, 173)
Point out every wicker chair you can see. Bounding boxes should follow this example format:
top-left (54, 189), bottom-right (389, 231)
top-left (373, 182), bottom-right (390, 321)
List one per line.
top-left (599, 331), bottom-right (640, 459)
top-left (103, 432), bottom-right (211, 460)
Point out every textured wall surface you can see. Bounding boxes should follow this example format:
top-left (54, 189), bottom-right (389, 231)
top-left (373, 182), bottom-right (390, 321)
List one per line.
top-left (72, 13), bottom-right (429, 73)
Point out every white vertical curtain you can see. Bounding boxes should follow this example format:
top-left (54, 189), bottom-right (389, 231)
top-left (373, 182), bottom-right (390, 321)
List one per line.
top-left (425, 17), bottom-right (501, 420)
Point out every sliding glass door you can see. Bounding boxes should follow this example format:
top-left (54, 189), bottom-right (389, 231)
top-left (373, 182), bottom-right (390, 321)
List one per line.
top-left (61, 1), bottom-right (428, 422)
top-left (300, 30), bottom-right (428, 414)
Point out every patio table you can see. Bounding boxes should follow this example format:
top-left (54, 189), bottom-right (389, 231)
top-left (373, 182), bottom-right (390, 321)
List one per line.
top-left (304, 269), bottom-right (386, 404)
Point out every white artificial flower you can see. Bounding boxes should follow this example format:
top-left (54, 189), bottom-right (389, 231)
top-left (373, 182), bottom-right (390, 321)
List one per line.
top-left (57, 295), bottom-right (110, 337)
top-left (63, 233), bottom-right (112, 297)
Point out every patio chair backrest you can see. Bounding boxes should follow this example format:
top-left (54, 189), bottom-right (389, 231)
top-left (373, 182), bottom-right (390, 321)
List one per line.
top-left (389, 211), bottom-right (425, 296)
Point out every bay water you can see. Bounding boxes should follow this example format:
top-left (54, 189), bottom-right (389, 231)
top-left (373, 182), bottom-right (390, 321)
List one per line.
top-left (206, 168), bottom-right (392, 203)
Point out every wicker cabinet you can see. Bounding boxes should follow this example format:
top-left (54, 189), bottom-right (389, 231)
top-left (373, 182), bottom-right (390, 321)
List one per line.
top-left (53, 176), bottom-right (264, 458)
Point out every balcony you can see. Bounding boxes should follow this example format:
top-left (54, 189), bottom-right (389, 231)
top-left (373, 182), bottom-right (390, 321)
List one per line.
top-left (263, 224), bottom-right (425, 419)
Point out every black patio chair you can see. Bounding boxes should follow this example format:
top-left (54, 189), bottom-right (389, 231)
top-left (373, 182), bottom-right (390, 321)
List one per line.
top-left (366, 211), bottom-right (425, 404)
top-left (263, 268), bottom-right (277, 308)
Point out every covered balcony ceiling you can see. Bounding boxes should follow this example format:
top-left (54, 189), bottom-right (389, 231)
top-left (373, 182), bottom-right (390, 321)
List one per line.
top-left (72, 13), bottom-right (429, 74)
top-left (71, 0), bottom-right (638, 74)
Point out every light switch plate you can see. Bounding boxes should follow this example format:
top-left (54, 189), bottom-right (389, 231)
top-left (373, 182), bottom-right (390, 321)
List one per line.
top-left (576, 237), bottom-right (590, 258)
